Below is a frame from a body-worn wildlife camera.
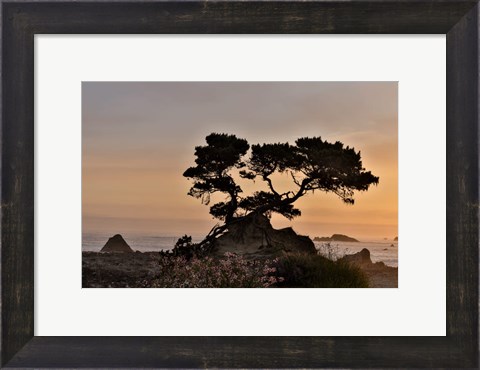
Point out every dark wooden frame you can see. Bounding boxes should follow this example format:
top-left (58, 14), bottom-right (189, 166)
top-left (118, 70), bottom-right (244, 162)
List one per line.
top-left (1, 1), bottom-right (478, 368)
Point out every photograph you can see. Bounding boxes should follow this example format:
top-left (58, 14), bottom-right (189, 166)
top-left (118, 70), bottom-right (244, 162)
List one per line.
top-left (82, 81), bottom-right (398, 288)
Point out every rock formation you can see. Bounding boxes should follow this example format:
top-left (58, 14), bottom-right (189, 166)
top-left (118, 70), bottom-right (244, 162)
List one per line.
top-left (212, 214), bottom-right (316, 255)
top-left (338, 248), bottom-right (398, 288)
top-left (314, 234), bottom-right (359, 242)
top-left (339, 248), bottom-right (373, 266)
top-left (394, 236), bottom-right (398, 241)
top-left (100, 234), bottom-right (134, 253)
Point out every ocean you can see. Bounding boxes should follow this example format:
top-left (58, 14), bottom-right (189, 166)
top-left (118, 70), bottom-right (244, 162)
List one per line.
top-left (83, 233), bottom-right (398, 267)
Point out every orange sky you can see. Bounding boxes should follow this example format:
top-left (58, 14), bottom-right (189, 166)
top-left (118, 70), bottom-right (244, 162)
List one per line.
top-left (82, 82), bottom-right (397, 241)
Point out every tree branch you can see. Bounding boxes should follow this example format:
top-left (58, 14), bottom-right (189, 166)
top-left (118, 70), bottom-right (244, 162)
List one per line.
top-left (263, 175), bottom-right (280, 197)
top-left (290, 171), bottom-right (302, 187)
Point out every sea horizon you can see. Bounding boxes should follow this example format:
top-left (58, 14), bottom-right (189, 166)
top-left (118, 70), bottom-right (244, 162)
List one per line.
top-left (82, 232), bottom-right (398, 267)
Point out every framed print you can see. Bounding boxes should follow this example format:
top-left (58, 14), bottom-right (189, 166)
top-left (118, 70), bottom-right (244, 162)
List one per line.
top-left (35, 36), bottom-right (441, 339)
top-left (2, 1), bottom-right (478, 368)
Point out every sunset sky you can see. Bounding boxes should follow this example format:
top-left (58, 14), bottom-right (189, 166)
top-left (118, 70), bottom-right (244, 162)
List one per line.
top-left (82, 82), bottom-right (397, 241)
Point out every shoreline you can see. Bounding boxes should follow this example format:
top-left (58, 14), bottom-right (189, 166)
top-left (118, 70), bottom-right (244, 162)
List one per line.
top-left (83, 239), bottom-right (398, 268)
top-left (82, 248), bottom-right (397, 288)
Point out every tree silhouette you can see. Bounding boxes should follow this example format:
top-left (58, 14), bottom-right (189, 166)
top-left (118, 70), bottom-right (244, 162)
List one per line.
top-left (184, 133), bottom-right (379, 224)
top-left (183, 133), bottom-right (249, 223)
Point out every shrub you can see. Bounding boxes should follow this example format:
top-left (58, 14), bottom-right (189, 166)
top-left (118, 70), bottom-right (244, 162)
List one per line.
top-left (316, 242), bottom-right (348, 260)
top-left (273, 253), bottom-right (369, 288)
top-left (159, 235), bottom-right (202, 259)
top-left (152, 252), bottom-right (283, 288)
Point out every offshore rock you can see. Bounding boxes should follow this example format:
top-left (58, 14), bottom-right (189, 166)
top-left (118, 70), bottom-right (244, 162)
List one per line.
top-left (100, 234), bottom-right (134, 253)
top-left (314, 234), bottom-right (359, 242)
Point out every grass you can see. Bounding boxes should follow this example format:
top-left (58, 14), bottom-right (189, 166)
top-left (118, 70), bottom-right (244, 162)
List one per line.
top-left (274, 253), bottom-right (369, 288)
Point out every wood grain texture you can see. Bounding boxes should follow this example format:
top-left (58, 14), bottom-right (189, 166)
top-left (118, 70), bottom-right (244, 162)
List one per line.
top-left (1, 1), bottom-right (35, 367)
top-left (2, 1), bottom-right (479, 34)
top-left (1, 336), bottom-right (471, 368)
top-left (1, 1), bottom-right (478, 368)
top-left (446, 2), bottom-right (479, 365)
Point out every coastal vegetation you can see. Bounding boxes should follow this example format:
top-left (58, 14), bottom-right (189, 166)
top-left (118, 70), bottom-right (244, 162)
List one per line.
top-left (274, 253), bottom-right (369, 288)
top-left (152, 253), bottom-right (282, 288)
top-left (168, 133), bottom-right (378, 256)
top-left (184, 133), bottom-right (378, 222)
top-left (82, 248), bottom-right (371, 288)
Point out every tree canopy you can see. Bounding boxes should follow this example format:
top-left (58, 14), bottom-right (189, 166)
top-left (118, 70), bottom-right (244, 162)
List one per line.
top-left (183, 133), bottom-right (379, 223)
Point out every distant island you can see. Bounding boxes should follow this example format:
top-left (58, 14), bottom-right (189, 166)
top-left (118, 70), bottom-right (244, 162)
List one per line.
top-left (313, 234), bottom-right (359, 242)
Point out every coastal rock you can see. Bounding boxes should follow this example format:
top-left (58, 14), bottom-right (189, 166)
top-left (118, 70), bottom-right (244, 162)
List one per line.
top-left (339, 248), bottom-right (391, 270)
top-left (340, 248), bottom-right (372, 265)
top-left (338, 248), bottom-right (398, 288)
top-left (100, 234), bottom-right (134, 253)
top-left (314, 234), bottom-right (359, 242)
top-left (213, 214), bottom-right (316, 255)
